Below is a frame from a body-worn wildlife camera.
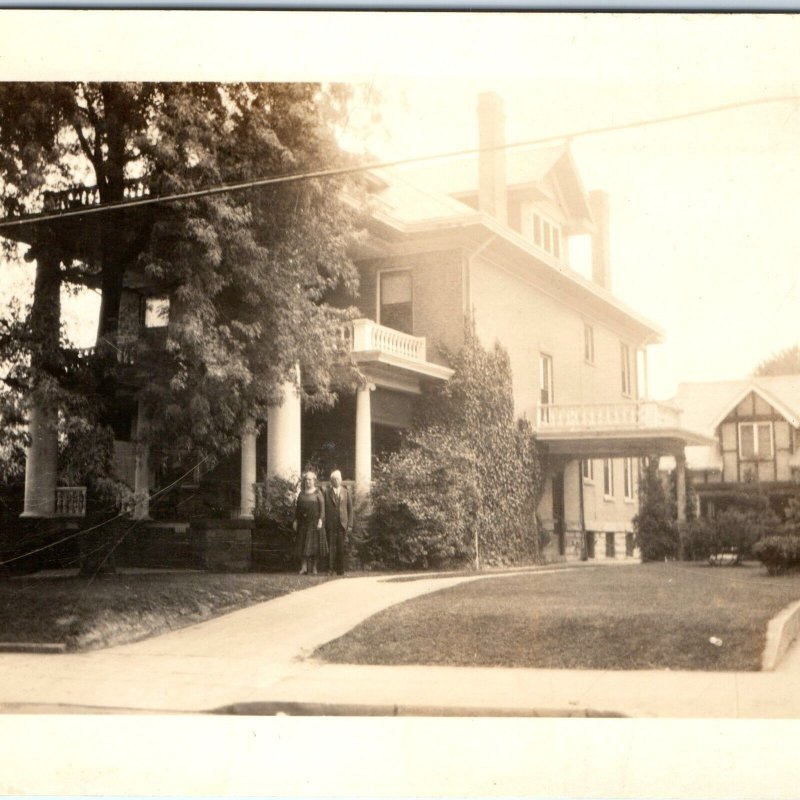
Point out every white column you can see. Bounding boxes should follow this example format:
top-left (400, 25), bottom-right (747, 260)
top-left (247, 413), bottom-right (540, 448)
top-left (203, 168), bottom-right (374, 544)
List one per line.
top-left (355, 382), bottom-right (375, 495)
top-left (675, 451), bottom-right (687, 524)
top-left (239, 418), bottom-right (257, 519)
top-left (133, 403), bottom-right (151, 520)
top-left (21, 404), bottom-right (58, 517)
top-left (267, 373), bottom-right (302, 481)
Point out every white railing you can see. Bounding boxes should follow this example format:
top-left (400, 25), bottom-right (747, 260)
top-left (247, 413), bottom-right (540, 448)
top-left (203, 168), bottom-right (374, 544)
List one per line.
top-left (537, 401), bottom-right (682, 432)
top-left (55, 486), bottom-right (87, 517)
top-left (346, 318), bottom-right (427, 362)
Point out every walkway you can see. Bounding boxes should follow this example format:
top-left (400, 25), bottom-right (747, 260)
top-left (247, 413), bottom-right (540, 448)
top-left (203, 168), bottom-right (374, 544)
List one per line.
top-left (1, 563), bottom-right (800, 717)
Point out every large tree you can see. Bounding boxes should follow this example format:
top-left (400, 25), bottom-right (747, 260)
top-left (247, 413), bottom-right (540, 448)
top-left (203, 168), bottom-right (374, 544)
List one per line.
top-left (0, 82), bottom-right (366, 473)
top-left (753, 344), bottom-right (800, 377)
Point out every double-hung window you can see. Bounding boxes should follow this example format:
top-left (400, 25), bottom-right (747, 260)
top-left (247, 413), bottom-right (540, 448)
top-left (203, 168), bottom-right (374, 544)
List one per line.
top-left (540, 354), bottom-right (554, 422)
top-left (623, 458), bottom-right (635, 500)
top-left (379, 270), bottom-right (413, 335)
top-left (584, 324), bottom-right (595, 364)
top-left (603, 458), bottom-right (615, 498)
top-left (739, 422), bottom-right (773, 460)
top-left (582, 459), bottom-right (594, 483)
top-left (620, 343), bottom-right (632, 397)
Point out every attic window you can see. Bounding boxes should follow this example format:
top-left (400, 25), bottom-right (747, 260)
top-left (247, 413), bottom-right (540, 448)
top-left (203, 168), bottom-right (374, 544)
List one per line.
top-left (526, 209), bottom-right (562, 260)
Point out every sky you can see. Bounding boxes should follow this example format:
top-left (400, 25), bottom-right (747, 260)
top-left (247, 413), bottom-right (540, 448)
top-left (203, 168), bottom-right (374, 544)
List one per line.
top-left (1, 12), bottom-right (799, 401)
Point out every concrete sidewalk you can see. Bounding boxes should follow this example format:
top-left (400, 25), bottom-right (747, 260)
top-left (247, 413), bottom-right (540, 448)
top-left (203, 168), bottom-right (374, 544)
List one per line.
top-left (1, 563), bottom-right (800, 718)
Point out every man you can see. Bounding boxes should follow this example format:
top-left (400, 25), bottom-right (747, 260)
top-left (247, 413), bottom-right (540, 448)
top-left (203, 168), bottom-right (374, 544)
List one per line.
top-left (323, 469), bottom-right (353, 576)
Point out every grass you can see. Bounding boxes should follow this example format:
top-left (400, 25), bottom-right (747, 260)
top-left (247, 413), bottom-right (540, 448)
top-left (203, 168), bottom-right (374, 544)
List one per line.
top-left (316, 562), bottom-right (800, 671)
top-left (0, 571), bottom-right (332, 651)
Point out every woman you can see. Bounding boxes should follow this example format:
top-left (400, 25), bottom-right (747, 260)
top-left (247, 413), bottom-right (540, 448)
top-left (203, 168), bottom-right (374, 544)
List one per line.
top-left (293, 471), bottom-right (327, 575)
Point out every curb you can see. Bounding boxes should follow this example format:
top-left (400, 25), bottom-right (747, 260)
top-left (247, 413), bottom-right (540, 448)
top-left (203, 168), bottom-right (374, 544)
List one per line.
top-left (0, 642), bottom-right (67, 654)
top-left (761, 599), bottom-right (800, 670)
top-left (211, 701), bottom-right (625, 718)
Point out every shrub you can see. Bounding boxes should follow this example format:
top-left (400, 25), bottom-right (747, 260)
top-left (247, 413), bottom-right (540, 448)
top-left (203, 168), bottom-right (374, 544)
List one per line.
top-left (634, 457), bottom-right (678, 561)
top-left (753, 535), bottom-right (800, 576)
top-left (367, 428), bottom-right (480, 569)
top-left (365, 329), bottom-right (544, 570)
top-left (683, 508), bottom-right (776, 563)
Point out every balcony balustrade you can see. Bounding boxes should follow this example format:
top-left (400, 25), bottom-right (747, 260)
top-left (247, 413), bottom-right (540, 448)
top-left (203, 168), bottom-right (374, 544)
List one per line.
top-left (42, 179), bottom-right (151, 214)
top-left (536, 401), bottom-right (682, 432)
top-left (55, 486), bottom-right (87, 518)
top-left (345, 318), bottom-right (427, 362)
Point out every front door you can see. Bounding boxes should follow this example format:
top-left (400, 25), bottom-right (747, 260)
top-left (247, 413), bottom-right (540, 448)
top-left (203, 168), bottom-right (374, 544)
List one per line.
top-left (552, 470), bottom-right (566, 556)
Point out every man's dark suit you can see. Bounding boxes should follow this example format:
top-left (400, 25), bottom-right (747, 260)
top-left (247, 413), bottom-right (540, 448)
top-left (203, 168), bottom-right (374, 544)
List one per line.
top-left (323, 484), bottom-right (353, 575)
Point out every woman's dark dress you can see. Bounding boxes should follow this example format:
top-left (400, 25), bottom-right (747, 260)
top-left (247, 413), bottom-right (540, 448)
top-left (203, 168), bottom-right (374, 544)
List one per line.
top-left (295, 490), bottom-right (328, 558)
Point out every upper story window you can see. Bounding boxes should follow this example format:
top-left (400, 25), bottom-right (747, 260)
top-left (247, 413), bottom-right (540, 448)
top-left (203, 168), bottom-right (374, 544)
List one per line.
top-left (739, 422), bottom-right (773, 460)
top-left (603, 458), bottom-right (615, 498)
top-left (620, 342), bottom-right (632, 397)
top-left (526, 209), bottom-right (562, 260)
top-left (379, 270), bottom-right (413, 335)
top-left (143, 296), bottom-right (170, 328)
top-left (584, 324), bottom-right (595, 364)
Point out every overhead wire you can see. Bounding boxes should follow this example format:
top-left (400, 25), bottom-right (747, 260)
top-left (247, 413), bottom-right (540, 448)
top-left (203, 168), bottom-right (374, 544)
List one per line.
top-left (0, 93), bottom-right (798, 231)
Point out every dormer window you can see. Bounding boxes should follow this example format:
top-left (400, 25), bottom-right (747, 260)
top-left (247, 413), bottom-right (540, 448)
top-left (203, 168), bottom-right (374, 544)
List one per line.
top-left (525, 208), bottom-right (562, 260)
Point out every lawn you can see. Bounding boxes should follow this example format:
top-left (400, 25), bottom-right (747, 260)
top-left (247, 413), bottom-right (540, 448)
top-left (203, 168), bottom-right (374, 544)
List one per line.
top-left (0, 571), bottom-right (332, 651)
top-left (316, 562), bottom-right (800, 671)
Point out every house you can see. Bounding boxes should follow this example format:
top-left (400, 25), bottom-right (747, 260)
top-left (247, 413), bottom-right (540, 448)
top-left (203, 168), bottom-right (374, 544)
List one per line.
top-left (666, 377), bottom-right (800, 516)
top-left (8, 92), bottom-right (714, 563)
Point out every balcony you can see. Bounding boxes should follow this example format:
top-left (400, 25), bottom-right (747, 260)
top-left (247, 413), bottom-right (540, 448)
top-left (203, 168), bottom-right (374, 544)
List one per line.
top-left (42, 179), bottom-right (152, 214)
top-left (344, 319), bottom-right (453, 390)
top-left (535, 401), bottom-right (714, 458)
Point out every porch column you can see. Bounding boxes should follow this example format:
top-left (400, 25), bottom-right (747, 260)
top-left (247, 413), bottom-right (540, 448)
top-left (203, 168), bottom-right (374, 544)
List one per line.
top-left (355, 382), bottom-right (375, 496)
top-left (21, 405), bottom-right (58, 517)
top-left (267, 367), bottom-right (302, 481)
top-left (133, 403), bottom-right (151, 520)
top-left (21, 248), bottom-right (61, 519)
top-left (675, 450), bottom-right (687, 523)
top-left (239, 417), bottom-right (257, 519)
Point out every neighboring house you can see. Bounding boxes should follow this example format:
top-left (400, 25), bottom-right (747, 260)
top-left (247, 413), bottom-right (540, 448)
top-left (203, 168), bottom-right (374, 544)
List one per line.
top-left (666, 377), bottom-right (800, 516)
top-left (8, 92), bottom-right (713, 562)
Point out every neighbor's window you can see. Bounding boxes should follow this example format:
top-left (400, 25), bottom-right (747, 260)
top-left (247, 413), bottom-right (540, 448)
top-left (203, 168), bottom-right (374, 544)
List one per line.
top-left (379, 270), bottom-right (413, 335)
top-left (603, 458), bottom-right (615, 498)
top-left (621, 343), bottom-right (632, 397)
top-left (582, 459), bottom-right (594, 483)
top-left (739, 422), bottom-right (773, 460)
top-left (584, 323), bottom-right (595, 364)
top-left (623, 457), bottom-right (635, 500)
top-left (144, 296), bottom-right (170, 328)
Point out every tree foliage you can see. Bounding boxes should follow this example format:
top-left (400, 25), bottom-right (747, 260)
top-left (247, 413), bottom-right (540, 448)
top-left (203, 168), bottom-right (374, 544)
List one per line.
top-left (367, 329), bottom-right (545, 569)
top-left (753, 344), bottom-right (800, 377)
top-left (0, 82), bottom-right (367, 489)
top-left (633, 457), bottom-right (678, 561)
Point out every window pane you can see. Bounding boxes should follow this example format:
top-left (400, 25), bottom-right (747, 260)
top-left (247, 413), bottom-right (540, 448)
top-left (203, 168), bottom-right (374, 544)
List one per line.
top-left (380, 271), bottom-right (412, 305)
top-left (533, 214), bottom-right (542, 246)
top-left (144, 297), bottom-right (169, 328)
top-left (553, 228), bottom-right (561, 259)
top-left (544, 221), bottom-right (552, 251)
top-left (757, 424), bottom-right (772, 458)
top-left (740, 424), bottom-right (755, 458)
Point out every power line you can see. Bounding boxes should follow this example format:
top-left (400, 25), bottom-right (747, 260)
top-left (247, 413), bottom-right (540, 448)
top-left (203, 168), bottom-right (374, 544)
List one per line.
top-left (0, 93), bottom-right (797, 232)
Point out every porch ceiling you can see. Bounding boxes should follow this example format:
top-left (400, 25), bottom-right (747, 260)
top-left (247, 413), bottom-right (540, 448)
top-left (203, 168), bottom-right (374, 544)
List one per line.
top-left (537, 429), bottom-right (715, 459)
top-left (354, 354), bottom-right (452, 394)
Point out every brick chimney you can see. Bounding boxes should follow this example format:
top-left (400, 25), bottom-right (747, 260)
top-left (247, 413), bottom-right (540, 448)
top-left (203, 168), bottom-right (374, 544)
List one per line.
top-left (477, 92), bottom-right (507, 226)
top-left (589, 189), bottom-right (611, 292)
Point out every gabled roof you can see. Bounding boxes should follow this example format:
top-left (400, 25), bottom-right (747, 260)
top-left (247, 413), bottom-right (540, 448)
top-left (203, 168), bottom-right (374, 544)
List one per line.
top-left (383, 142), bottom-right (592, 226)
top-left (672, 376), bottom-right (800, 436)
